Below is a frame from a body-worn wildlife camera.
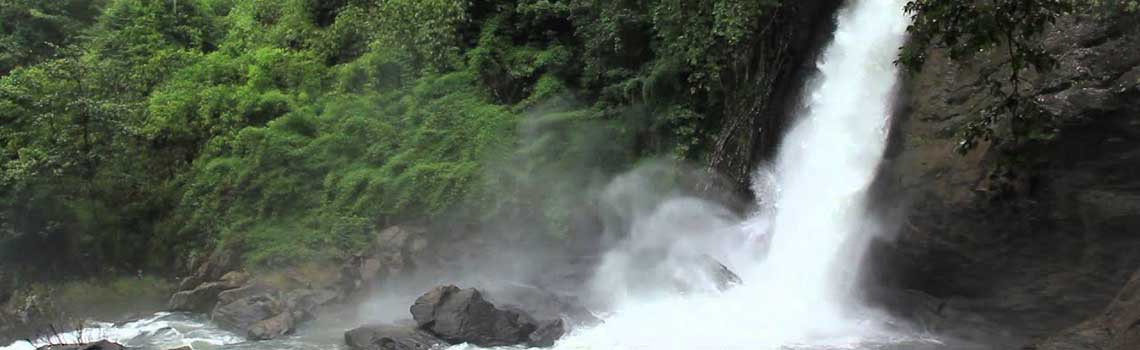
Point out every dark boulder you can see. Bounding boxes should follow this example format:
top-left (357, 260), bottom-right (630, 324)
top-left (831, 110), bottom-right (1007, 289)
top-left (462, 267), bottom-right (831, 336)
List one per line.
top-left (410, 285), bottom-right (539, 347)
top-left (345, 324), bottom-right (446, 350)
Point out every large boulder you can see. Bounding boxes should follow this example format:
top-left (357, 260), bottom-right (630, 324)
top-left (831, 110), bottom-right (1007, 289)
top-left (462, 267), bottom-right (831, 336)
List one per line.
top-left (211, 293), bottom-right (284, 337)
top-left (178, 247), bottom-right (242, 291)
top-left (410, 285), bottom-right (540, 347)
top-left (345, 324), bottom-right (446, 350)
top-left (168, 282), bottom-right (232, 313)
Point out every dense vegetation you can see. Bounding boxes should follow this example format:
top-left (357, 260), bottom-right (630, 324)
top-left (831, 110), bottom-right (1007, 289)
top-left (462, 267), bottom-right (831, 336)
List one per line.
top-left (0, 0), bottom-right (785, 275)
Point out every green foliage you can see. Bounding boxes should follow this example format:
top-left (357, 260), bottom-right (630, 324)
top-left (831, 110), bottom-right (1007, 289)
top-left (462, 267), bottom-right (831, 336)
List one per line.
top-left (2, 0), bottom-right (787, 271)
top-left (901, 0), bottom-right (1071, 153)
top-left (0, 0), bottom-right (102, 75)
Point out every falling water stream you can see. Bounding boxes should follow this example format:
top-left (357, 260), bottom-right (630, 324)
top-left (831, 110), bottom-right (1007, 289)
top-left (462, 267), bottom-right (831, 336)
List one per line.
top-left (1, 0), bottom-right (956, 349)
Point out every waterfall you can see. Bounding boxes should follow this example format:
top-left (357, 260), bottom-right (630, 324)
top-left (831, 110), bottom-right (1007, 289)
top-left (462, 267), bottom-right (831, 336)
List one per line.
top-left (542, 0), bottom-right (915, 349)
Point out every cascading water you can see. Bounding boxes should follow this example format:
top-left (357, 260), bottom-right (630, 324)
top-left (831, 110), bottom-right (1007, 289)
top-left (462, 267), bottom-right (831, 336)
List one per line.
top-left (533, 0), bottom-right (916, 348)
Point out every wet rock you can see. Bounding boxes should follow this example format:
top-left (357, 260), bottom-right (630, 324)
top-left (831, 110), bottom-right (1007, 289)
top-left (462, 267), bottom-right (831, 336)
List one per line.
top-left (168, 282), bottom-right (231, 313)
top-left (345, 324), bottom-right (445, 350)
top-left (484, 284), bottom-right (599, 326)
top-left (411, 285), bottom-right (539, 347)
top-left (212, 294), bottom-right (283, 336)
top-left (701, 254), bottom-right (742, 291)
top-left (248, 312), bottom-right (295, 340)
top-left (527, 319), bottom-right (565, 348)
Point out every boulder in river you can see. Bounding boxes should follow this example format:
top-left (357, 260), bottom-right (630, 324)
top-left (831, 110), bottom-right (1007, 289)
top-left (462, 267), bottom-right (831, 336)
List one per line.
top-left (411, 285), bottom-right (558, 347)
top-left (211, 293), bottom-right (285, 337)
top-left (345, 324), bottom-right (446, 350)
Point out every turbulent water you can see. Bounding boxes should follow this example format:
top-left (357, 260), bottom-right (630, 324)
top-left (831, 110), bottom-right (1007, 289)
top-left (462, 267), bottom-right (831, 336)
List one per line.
top-left (1, 0), bottom-right (934, 349)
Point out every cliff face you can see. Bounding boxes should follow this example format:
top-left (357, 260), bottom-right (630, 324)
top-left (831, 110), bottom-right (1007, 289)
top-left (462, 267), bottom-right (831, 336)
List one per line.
top-left (873, 8), bottom-right (1140, 344)
top-left (705, 0), bottom-right (843, 192)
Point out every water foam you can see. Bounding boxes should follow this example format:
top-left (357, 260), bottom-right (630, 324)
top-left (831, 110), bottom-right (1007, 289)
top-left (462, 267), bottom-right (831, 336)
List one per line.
top-left (542, 0), bottom-right (913, 348)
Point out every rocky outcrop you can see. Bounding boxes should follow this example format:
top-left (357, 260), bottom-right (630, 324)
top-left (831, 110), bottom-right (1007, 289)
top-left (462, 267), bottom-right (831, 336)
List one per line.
top-left (344, 324), bottom-right (446, 350)
top-left (339, 226), bottom-right (431, 296)
top-left (871, 7), bottom-right (1140, 346)
top-left (1036, 269), bottom-right (1140, 350)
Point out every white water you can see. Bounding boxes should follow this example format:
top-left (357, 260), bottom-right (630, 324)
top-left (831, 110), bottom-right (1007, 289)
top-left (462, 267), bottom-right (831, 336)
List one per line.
top-left (2, 0), bottom-right (917, 349)
top-left (541, 0), bottom-right (915, 349)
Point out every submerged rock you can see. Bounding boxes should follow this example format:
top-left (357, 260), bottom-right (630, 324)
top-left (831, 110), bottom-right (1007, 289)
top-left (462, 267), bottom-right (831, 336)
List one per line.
top-left (345, 324), bottom-right (446, 350)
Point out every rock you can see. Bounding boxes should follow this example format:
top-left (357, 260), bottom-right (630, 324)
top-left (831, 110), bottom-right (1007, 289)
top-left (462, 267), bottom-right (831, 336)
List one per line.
top-left (527, 319), bottom-right (565, 348)
top-left (218, 271), bottom-right (251, 289)
top-left (248, 312), bottom-right (295, 340)
top-left (216, 282), bottom-right (275, 307)
top-left (168, 282), bottom-right (231, 313)
top-left (340, 226), bottom-right (432, 296)
top-left (484, 284), bottom-right (599, 326)
top-left (38, 340), bottom-right (125, 350)
top-left (345, 324), bottom-right (446, 350)
top-left (179, 247), bottom-right (242, 291)
top-left (410, 285), bottom-right (540, 347)
top-left (1037, 269), bottom-right (1140, 350)
top-left (211, 294), bottom-right (283, 335)
top-left (701, 254), bottom-right (742, 291)
top-left (284, 288), bottom-right (339, 321)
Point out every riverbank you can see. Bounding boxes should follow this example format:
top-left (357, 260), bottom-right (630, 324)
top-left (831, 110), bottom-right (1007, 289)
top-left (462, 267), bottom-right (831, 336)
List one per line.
top-left (0, 276), bottom-right (172, 345)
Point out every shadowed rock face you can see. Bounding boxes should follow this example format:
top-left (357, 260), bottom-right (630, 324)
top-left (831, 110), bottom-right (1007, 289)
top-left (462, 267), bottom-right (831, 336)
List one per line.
top-left (868, 8), bottom-right (1140, 347)
top-left (1037, 269), bottom-right (1140, 350)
